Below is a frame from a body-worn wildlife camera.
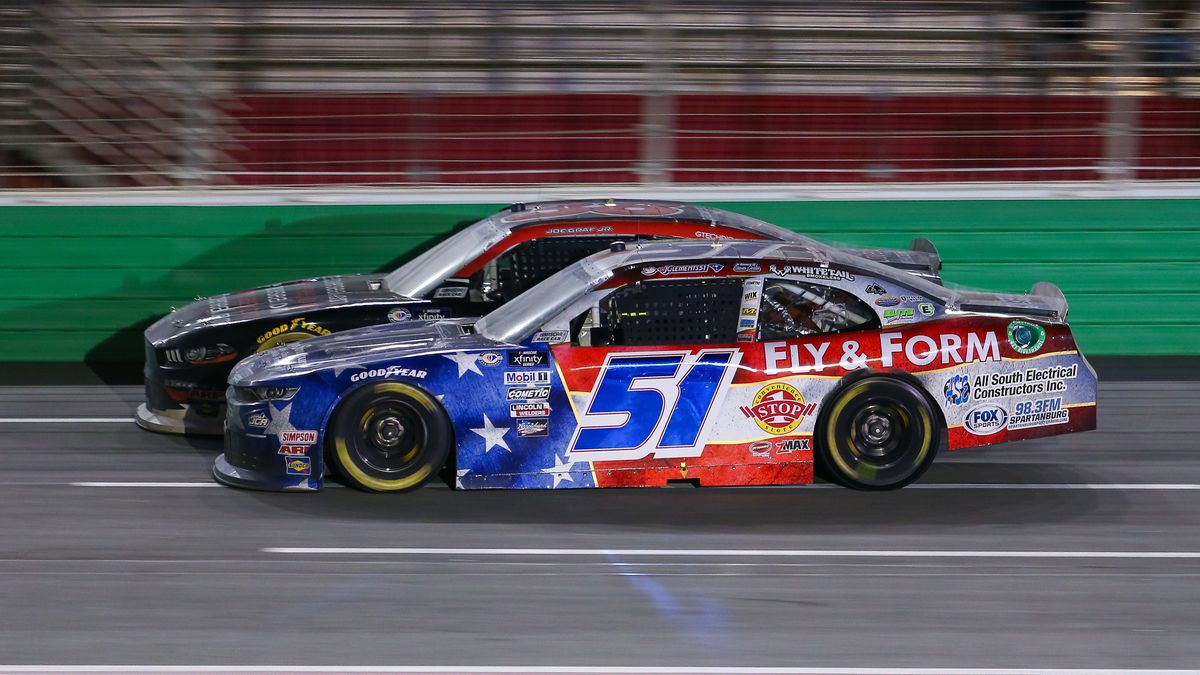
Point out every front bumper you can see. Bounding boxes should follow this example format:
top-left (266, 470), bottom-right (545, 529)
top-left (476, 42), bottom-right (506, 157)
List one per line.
top-left (141, 339), bottom-right (229, 436)
top-left (214, 389), bottom-right (324, 492)
top-left (135, 402), bottom-right (225, 436)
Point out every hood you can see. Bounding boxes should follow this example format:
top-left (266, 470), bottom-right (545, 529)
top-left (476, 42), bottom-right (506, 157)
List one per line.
top-left (229, 318), bottom-right (504, 385)
top-left (146, 274), bottom-right (408, 344)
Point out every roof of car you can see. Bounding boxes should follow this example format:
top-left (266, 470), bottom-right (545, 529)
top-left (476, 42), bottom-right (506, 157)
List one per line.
top-left (492, 198), bottom-right (803, 241)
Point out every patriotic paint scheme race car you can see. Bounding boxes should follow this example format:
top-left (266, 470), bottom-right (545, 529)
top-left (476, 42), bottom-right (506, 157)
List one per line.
top-left (139, 199), bottom-right (939, 436)
top-left (215, 239), bottom-right (1096, 492)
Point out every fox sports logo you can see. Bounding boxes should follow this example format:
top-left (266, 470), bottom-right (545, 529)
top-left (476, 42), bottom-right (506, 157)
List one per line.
top-left (943, 374), bottom-right (971, 406)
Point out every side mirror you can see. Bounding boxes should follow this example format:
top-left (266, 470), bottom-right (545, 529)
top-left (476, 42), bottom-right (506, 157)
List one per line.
top-left (589, 326), bottom-right (613, 347)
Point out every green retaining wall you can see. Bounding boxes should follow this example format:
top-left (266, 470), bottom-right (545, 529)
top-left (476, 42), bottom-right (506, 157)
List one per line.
top-left (0, 198), bottom-right (1195, 363)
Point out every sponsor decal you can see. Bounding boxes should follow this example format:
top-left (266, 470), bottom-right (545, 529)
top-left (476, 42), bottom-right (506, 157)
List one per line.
top-left (207, 294), bottom-right (232, 314)
top-left (963, 404), bottom-right (1007, 435)
top-left (739, 318), bottom-right (756, 329)
top-left (510, 402), bottom-right (551, 418)
top-left (737, 333), bottom-right (755, 342)
top-left (641, 263), bottom-right (725, 276)
top-left (266, 285), bottom-right (288, 310)
top-left (874, 296), bottom-right (900, 307)
top-left (1007, 320), bottom-right (1046, 355)
top-left (693, 230), bottom-right (722, 239)
top-left (433, 286), bottom-right (468, 299)
top-left (506, 386), bottom-right (551, 401)
top-left (479, 352), bottom-right (503, 367)
top-left (918, 302), bottom-right (936, 317)
top-left (508, 350), bottom-right (548, 367)
top-left (971, 364), bottom-right (1078, 400)
top-left (348, 365), bottom-right (429, 382)
top-left (883, 308), bottom-right (915, 324)
top-left (418, 308), bottom-right (449, 320)
top-left (865, 283), bottom-right (886, 295)
top-left (323, 277), bottom-right (349, 305)
top-left (748, 440), bottom-right (771, 457)
top-left (256, 317), bottom-right (331, 345)
top-left (532, 330), bottom-right (568, 344)
top-left (517, 418), bottom-right (549, 437)
top-left (1009, 397), bottom-right (1069, 430)
top-left (767, 264), bottom-right (855, 282)
top-left (733, 263), bottom-right (762, 273)
top-left (775, 438), bottom-right (810, 454)
top-left (740, 382), bottom-right (817, 435)
top-left (387, 307), bottom-right (412, 322)
top-left (285, 456), bottom-right (312, 476)
top-left (281, 430), bottom-right (318, 444)
top-left (278, 445), bottom-right (309, 457)
top-left (943, 374), bottom-right (971, 406)
top-left (546, 225), bottom-right (614, 235)
top-left (764, 331), bottom-right (1001, 373)
top-left (743, 291), bottom-right (759, 301)
top-left (247, 411), bottom-right (269, 428)
top-left (504, 370), bottom-right (552, 386)
top-left (741, 307), bottom-right (757, 316)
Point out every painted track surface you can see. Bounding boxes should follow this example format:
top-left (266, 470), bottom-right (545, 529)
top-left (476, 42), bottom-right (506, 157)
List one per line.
top-left (0, 382), bottom-right (1198, 671)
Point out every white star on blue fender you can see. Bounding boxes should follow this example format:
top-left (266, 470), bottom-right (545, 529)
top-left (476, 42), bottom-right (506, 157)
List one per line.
top-left (540, 453), bottom-right (577, 488)
top-left (263, 401), bottom-right (298, 438)
top-left (469, 414), bottom-right (510, 453)
top-left (444, 351), bottom-right (483, 377)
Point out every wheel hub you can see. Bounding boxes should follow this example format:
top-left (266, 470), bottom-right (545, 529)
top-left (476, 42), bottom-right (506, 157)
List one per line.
top-left (860, 413), bottom-right (892, 445)
top-left (371, 415), bottom-right (406, 449)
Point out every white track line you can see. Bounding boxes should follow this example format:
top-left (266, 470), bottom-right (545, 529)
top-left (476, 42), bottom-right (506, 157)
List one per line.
top-left (0, 418), bottom-right (133, 423)
top-left (0, 662), bottom-right (1195, 667)
top-left (70, 482), bottom-right (221, 488)
top-left (264, 547), bottom-right (1200, 559)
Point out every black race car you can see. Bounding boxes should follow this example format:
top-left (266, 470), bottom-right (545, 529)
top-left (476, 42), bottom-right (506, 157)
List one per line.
top-left (139, 199), bottom-right (941, 435)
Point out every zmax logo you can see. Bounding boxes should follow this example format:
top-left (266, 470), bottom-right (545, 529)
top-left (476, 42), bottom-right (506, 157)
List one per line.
top-left (964, 404), bottom-right (1007, 436)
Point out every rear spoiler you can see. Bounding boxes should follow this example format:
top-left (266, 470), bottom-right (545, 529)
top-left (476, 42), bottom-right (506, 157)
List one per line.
top-left (842, 238), bottom-right (942, 284)
top-left (956, 281), bottom-right (1069, 322)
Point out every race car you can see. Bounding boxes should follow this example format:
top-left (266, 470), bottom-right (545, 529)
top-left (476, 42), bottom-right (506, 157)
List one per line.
top-left (139, 199), bottom-right (941, 435)
top-left (214, 238), bottom-right (1096, 493)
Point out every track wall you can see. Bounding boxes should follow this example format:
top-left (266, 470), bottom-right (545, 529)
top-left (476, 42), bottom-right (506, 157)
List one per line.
top-left (0, 196), bottom-right (1194, 363)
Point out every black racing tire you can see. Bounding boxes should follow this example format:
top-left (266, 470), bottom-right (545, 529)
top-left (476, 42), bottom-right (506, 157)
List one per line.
top-left (326, 381), bottom-right (452, 493)
top-left (815, 376), bottom-right (941, 490)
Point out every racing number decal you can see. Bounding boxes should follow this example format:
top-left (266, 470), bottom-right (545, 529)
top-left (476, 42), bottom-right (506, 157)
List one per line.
top-left (568, 350), bottom-right (739, 462)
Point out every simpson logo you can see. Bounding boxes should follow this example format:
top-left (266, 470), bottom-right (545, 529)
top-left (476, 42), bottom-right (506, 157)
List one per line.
top-left (740, 383), bottom-right (817, 435)
top-left (280, 430), bottom-right (318, 444)
top-left (506, 386), bottom-right (550, 401)
top-left (963, 404), bottom-right (1007, 435)
top-left (510, 402), bottom-right (551, 418)
top-left (479, 352), bottom-right (503, 367)
top-left (278, 445), bottom-right (309, 456)
top-left (505, 370), bottom-right (552, 386)
top-left (387, 307), bottom-right (412, 322)
top-left (508, 350), bottom-right (548, 367)
top-left (517, 418), bottom-right (549, 437)
top-left (247, 411), bottom-right (269, 428)
top-left (285, 456), bottom-right (312, 476)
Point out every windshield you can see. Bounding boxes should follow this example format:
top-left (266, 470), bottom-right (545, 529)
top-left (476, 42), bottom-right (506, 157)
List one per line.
top-left (699, 205), bottom-right (821, 247)
top-left (383, 214), bottom-right (511, 298)
top-left (475, 254), bottom-right (619, 343)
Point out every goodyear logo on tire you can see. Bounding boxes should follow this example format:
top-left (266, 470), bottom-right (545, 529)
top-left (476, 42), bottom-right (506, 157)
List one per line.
top-left (740, 382), bottom-right (816, 435)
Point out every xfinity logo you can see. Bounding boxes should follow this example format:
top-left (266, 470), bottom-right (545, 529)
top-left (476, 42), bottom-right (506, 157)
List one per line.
top-left (507, 350), bottom-right (548, 367)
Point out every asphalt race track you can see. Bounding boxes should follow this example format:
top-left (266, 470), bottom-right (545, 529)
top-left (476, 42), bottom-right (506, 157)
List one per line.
top-left (0, 381), bottom-right (1198, 674)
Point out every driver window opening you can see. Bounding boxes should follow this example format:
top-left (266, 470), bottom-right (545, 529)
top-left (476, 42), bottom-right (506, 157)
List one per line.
top-left (470, 236), bottom-right (639, 304)
top-left (570, 278), bottom-right (743, 347)
top-left (757, 278), bottom-right (878, 340)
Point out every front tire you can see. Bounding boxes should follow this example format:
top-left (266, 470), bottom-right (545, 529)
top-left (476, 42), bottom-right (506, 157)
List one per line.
top-left (816, 376), bottom-right (940, 490)
top-left (327, 382), bottom-right (452, 493)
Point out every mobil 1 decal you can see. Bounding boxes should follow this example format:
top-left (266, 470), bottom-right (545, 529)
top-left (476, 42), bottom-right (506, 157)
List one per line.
top-left (567, 349), bottom-right (741, 462)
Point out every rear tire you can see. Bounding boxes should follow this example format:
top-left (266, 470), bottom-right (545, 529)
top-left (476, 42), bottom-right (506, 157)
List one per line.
top-left (815, 376), bottom-right (940, 490)
top-left (327, 382), bottom-right (451, 493)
